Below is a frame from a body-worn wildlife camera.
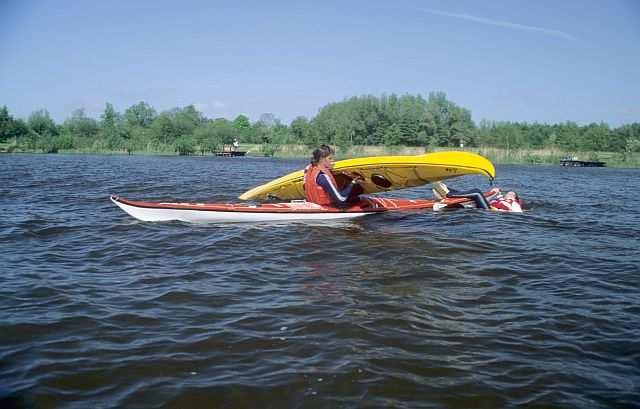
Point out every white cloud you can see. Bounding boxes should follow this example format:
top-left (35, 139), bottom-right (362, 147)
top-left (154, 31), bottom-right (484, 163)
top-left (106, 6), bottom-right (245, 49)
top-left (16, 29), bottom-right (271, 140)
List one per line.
top-left (419, 8), bottom-right (575, 41)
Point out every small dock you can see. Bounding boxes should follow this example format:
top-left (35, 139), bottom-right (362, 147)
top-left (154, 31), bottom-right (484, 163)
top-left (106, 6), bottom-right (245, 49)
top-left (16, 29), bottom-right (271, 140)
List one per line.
top-left (560, 159), bottom-right (606, 167)
top-left (213, 151), bottom-right (246, 157)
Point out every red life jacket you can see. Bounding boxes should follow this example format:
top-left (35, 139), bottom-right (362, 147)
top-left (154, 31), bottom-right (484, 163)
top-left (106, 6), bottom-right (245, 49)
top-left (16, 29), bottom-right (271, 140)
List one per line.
top-left (490, 197), bottom-right (523, 213)
top-left (304, 164), bottom-right (338, 205)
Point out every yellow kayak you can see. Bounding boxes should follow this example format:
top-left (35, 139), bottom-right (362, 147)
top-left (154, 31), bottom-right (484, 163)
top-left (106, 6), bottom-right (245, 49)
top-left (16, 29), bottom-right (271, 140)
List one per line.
top-left (239, 151), bottom-right (495, 201)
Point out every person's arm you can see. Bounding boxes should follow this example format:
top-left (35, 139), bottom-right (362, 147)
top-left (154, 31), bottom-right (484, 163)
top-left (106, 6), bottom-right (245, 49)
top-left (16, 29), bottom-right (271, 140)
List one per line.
top-left (317, 172), bottom-right (355, 204)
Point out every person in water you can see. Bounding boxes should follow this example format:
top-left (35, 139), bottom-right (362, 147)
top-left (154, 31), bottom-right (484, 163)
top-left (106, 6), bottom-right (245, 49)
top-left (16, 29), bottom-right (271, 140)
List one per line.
top-left (304, 145), bottom-right (361, 206)
top-left (489, 190), bottom-right (523, 213)
top-left (432, 181), bottom-right (496, 210)
top-left (432, 181), bottom-right (523, 212)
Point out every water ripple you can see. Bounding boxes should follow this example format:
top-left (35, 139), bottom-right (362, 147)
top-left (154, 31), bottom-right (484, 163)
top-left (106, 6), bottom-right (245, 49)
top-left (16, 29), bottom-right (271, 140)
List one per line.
top-left (1, 156), bottom-right (639, 408)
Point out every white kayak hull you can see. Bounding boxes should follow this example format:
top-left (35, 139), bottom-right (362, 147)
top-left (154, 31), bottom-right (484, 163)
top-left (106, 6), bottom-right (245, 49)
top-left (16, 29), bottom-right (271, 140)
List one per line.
top-left (110, 193), bottom-right (493, 224)
top-left (111, 196), bottom-right (372, 223)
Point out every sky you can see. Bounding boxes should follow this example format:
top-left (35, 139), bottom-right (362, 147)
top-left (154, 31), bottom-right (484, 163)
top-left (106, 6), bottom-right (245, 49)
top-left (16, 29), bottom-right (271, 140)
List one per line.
top-left (1, 0), bottom-right (639, 126)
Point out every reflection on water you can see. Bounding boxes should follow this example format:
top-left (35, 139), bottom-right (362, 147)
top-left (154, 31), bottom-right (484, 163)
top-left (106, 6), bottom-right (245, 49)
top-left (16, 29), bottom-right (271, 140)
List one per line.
top-left (1, 154), bottom-right (639, 408)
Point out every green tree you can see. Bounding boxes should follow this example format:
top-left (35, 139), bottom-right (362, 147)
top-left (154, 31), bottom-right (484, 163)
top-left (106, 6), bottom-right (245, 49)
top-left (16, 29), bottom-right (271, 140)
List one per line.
top-left (580, 122), bottom-right (610, 151)
top-left (383, 122), bottom-right (402, 146)
top-left (28, 109), bottom-right (59, 138)
top-left (616, 123), bottom-right (640, 161)
top-left (626, 137), bottom-right (640, 153)
top-left (0, 106), bottom-right (33, 145)
top-left (151, 105), bottom-right (204, 147)
top-left (99, 103), bottom-right (128, 151)
top-left (175, 136), bottom-right (196, 155)
top-left (209, 118), bottom-right (235, 149)
top-left (125, 127), bottom-right (153, 154)
top-left (194, 122), bottom-right (221, 154)
top-left (0, 105), bottom-right (12, 143)
top-left (422, 92), bottom-right (475, 147)
top-left (255, 113), bottom-right (289, 155)
top-left (28, 109), bottom-right (63, 152)
top-left (554, 122), bottom-right (581, 151)
top-left (395, 94), bottom-right (426, 146)
top-left (124, 101), bottom-right (156, 128)
top-left (260, 123), bottom-right (291, 156)
top-left (290, 116), bottom-right (311, 144)
top-left (62, 108), bottom-right (100, 148)
top-left (151, 113), bottom-right (178, 145)
top-left (233, 115), bottom-right (251, 135)
top-left (67, 109), bottom-right (99, 139)
top-left (449, 106), bottom-right (475, 147)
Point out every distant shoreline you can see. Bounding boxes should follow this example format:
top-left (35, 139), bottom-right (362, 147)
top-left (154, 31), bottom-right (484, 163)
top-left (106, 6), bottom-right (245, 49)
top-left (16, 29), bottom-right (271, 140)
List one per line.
top-left (2, 144), bottom-right (639, 168)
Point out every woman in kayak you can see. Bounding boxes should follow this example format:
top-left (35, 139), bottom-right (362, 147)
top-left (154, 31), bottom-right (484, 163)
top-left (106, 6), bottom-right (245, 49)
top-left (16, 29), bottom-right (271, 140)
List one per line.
top-left (304, 145), bottom-right (361, 206)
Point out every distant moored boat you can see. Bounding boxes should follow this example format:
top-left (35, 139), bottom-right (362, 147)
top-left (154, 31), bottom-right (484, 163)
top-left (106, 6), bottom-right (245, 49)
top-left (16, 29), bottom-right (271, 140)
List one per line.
top-left (213, 151), bottom-right (246, 157)
top-left (560, 155), bottom-right (606, 167)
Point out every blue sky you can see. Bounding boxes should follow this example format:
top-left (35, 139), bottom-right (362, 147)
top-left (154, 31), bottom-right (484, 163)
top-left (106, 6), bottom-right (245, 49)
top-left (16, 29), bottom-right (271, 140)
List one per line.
top-left (1, 0), bottom-right (639, 126)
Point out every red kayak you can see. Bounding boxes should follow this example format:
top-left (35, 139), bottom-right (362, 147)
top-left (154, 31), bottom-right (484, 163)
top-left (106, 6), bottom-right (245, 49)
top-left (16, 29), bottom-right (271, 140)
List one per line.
top-left (111, 192), bottom-right (495, 223)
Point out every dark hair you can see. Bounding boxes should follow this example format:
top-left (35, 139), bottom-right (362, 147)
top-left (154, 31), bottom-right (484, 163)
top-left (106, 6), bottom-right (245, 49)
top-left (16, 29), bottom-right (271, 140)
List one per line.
top-left (310, 144), bottom-right (334, 166)
top-left (509, 191), bottom-right (523, 208)
top-left (515, 193), bottom-right (523, 208)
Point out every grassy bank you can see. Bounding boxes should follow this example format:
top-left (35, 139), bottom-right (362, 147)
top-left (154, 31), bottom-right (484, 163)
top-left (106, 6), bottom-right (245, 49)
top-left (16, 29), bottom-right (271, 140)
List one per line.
top-left (3, 142), bottom-right (639, 167)
top-left (240, 144), bottom-right (427, 158)
top-left (244, 144), bottom-right (640, 168)
top-left (464, 147), bottom-right (640, 168)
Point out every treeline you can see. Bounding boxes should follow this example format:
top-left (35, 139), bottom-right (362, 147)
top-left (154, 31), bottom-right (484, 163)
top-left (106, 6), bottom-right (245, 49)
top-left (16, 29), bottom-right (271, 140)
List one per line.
top-left (0, 103), bottom-right (285, 155)
top-left (1, 92), bottom-right (639, 158)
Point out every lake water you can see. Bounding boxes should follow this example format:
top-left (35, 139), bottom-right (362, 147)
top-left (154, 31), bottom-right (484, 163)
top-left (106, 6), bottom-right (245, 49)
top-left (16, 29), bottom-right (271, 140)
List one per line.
top-left (1, 154), bottom-right (639, 409)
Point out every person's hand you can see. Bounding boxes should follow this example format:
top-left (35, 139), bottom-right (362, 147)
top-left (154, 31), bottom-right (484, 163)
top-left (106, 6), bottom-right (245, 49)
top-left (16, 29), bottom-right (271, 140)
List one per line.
top-left (343, 172), bottom-right (364, 184)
